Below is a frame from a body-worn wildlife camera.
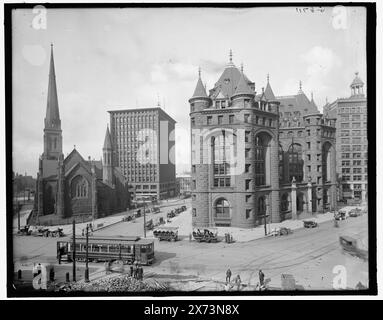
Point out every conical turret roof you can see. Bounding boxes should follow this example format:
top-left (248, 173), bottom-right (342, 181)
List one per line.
top-left (45, 44), bottom-right (61, 128)
top-left (264, 76), bottom-right (276, 100)
top-left (191, 76), bottom-right (208, 99)
top-left (350, 72), bottom-right (364, 87)
top-left (103, 125), bottom-right (112, 150)
top-left (233, 71), bottom-right (254, 97)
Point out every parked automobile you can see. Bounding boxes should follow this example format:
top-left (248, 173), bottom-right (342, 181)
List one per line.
top-left (145, 219), bottom-right (154, 231)
top-left (151, 207), bottom-right (160, 213)
top-left (349, 208), bottom-right (362, 217)
top-left (167, 211), bottom-right (176, 218)
top-left (334, 210), bottom-right (347, 220)
top-left (17, 225), bottom-right (31, 236)
top-left (192, 228), bottom-right (218, 243)
top-left (153, 226), bottom-right (179, 241)
top-left (339, 235), bottom-right (368, 261)
top-left (303, 220), bottom-right (318, 228)
top-left (181, 205), bottom-right (187, 212)
top-left (270, 227), bottom-right (293, 236)
top-left (135, 209), bottom-right (142, 218)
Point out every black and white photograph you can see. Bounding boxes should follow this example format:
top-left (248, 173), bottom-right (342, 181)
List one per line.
top-left (4, 2), bottom-right (377, 298)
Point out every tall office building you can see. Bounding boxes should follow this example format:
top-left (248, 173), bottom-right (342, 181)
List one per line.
top-left (324, 72), bottom-right (367, 202)
top-left (108, 107), bottom-right (177, 200)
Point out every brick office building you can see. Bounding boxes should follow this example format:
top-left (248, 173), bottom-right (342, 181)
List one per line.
top-left (108, 107), bottom-right (177, 200)
top-left (324, 72), bottom-right (368, 202)
top-left (189, 53), bottom-right (337, 228)
top-left (34, 46), bottom-right (130, 222)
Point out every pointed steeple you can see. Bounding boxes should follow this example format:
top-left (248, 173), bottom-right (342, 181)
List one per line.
top-left (232, 68), bottom-right (254, 97)
top-left (45, 44), bottom-right (60, 129)
top-left (103, 125), bottom-right (112, 150)
top-left (191, 67), bottom-right (208, 99)
top-left (264, 74), bottom-right (276, 100)
top-left (297, 80), bottom-right (304, 95)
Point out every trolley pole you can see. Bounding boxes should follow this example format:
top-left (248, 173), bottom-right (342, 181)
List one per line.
top-left (72, 220), bottom-right (76, 282)
top-left (85, 225), bottom-right (89, 282)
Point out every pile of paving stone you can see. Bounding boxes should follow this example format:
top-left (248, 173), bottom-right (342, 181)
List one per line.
top-left (63, 274), bottom-right (168, 292)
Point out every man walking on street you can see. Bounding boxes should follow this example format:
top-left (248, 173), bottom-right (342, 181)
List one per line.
top-left (226, 268), bottom-right (232, 284)
top-left (259, 269), bottom-right (265, 288)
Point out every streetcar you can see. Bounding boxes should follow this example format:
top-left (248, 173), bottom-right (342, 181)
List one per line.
top-left (57, 235), bottom-right (155, 265)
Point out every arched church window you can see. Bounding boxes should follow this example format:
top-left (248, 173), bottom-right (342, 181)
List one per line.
top-left (71, 176), bottom-right (89, 198)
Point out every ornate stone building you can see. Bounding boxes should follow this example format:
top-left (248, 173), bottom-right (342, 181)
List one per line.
top-left (189, 52), bottom-right (337, 228)
top-left (34, 45), bottom-right (130, 222)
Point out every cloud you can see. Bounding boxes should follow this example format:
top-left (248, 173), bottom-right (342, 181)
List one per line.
top-left (150, 62), bottom-right (198, 84)
top-left (301, 46), bottom-right (342, 77)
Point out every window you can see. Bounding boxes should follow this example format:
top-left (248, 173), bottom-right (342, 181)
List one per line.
top-left (191, 118), bottom-right (195, 126)
top-left (307, 142), bottom-right (311, 150)
top-left (341, 123), bottom-right (350, 129)
top-left (212, 135), bottom-right (231, 188)
top-left (288, 143), bottom-right (304, 182)
top-left (342, 168), bottom-right (350, 174)
top-left (218, 115), bottom-right (223, 125)
top-left (229, 115), bottom-right (234, 124)
top-left (245, 179), bottom-right (251, 190)
top-left (245, 164), bottom-right (251, 173)
top-left (215, 199), bottom-right (230, 218)
top-left (207, 116), bottom-right (212, 125)
top-left (255, 136), bottom-right (266, 185)
top-left (244, 114), bottom-right (250, 123)
top-left (352, 122), bottom-right (361, 128)
top-left (353, 168), bottom-right (362, 174)
top-left (192, 165), bottom-right (196, 173)
top-left (342, 153), bottom-right (350, 159)
top-left (245, 148), bottom-right (250, 158)
top-left (192, 208), bottom-right (196, 217)
top-left (71, 176), bottom-right (88, 198)
top-left (246, 195), bottom-right (252, 203)
top-left (246, 209), bottom-right (251, 219)
top-left (245, 131), bottom-right (250, 143)
top-left (342, 161), bottom-right (350, 166)
top-left (353, 145), bottom-right (362, 151)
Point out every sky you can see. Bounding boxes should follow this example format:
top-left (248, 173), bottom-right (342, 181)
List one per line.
top-left (12, 6), bottom-right (367, 177)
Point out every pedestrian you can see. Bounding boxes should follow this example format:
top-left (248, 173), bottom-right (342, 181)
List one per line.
top-left (32, 263), bottom-right (38, 279)
top-left (189, 233), bottom-right (192, 242)
top-left (226, 268), bottom-right (232, 284)
top-left (235, 275), bottom-right (242, 291)
top-left (130, 265), bottom-right (134, 277)
top-left (259, 269), bottom-right (265, 288)
top-left (104, 261), bottom-right (110, 274)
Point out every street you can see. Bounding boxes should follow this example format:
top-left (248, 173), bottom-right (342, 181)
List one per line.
top-left (13, 204), bottom-right (368, 290)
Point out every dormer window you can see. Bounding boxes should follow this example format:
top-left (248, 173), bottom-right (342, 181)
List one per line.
top-left (224, 79), bottom-right (230, 84)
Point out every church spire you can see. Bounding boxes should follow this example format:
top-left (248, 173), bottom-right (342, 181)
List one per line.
top-left (45, 44), bottom-right (61, 129)
top-left (43, 43), bottom-right (63, 161)
top-left (103, 124), bottom-right (112, 150)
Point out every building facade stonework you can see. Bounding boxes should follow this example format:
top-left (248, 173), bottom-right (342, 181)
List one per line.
top-left (34, 46), bottom-right (130, 222)
top-left (324, 73), bottom-right (367, 202)
top-left (190, 54), bottom-right (337, 228)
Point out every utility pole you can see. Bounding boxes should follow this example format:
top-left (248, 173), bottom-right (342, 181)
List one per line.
top-left (143, 202), bottom-right (147, 238)
top-left (85, 224), bottom-right (89, 282)
top-left (17, 201), bottom-right (20, 231)
top-left (72, 219), bottom-right (76, 282)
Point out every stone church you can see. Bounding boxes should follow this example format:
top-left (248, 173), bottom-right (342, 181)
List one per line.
top-left (34, 45), bottom-right (130, 222)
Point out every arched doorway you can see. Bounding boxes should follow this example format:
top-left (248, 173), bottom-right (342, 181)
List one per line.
top-left (214, 198), bottom-right (231, 226)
